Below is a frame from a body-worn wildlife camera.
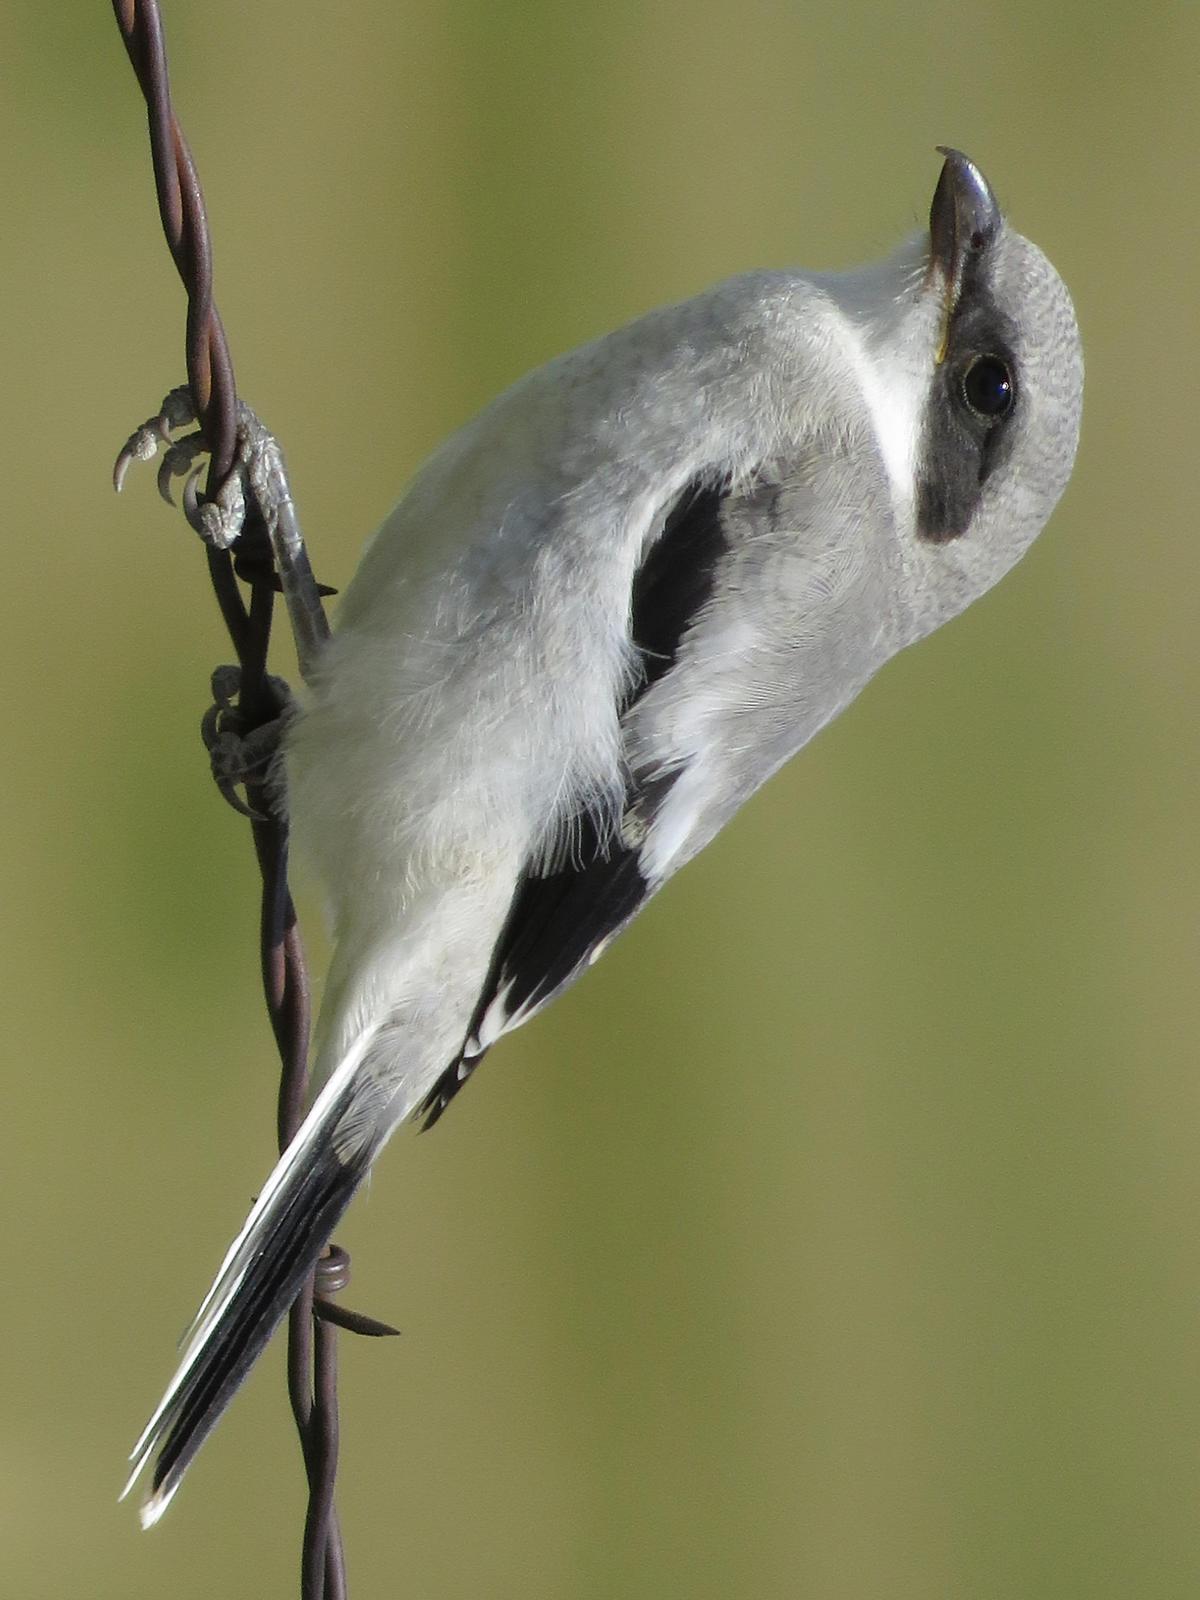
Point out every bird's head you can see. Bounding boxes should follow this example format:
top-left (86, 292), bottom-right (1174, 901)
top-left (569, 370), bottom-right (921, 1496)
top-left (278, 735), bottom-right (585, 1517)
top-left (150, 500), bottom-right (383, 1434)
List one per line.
top-left (828, 149), bottom-right (1084, 638)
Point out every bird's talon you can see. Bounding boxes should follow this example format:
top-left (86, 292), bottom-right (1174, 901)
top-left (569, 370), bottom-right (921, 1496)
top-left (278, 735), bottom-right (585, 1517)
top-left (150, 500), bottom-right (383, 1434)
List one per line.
top-left (181, 465), bottom-right (205, 528)
top-left (199, 701), bottom-right (221, 751)
top-left (214, 773), bottom-right (266, 822)
top-left (113, 387), bottom-right (199, 492)
top-left (156, 434), bottom-right (207, 507)
top-left (116, 387), bottom-right (251, 549)
top-left (206, 725), bottom-right (277, 821)
top-left (114, 423), bottom-right (165, 493)
top-left (201, 666), bottom-right (294, 819)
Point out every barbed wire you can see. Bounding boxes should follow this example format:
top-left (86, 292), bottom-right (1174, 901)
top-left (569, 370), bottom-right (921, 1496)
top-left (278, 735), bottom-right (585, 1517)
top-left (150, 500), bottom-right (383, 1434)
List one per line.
top-left (110, 5), bottom-right (370, 1596)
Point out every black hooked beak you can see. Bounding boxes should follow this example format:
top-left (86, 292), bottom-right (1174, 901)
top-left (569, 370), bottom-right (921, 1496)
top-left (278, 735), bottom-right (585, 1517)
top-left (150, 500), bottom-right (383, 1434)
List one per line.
top-left (928, 147), bottom-right (1002, 362)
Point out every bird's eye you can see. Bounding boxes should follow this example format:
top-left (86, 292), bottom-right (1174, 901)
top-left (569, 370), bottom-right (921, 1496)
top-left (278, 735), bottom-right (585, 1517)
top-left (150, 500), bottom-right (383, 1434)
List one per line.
top-left (961, 354), bottom-right (1015, 420)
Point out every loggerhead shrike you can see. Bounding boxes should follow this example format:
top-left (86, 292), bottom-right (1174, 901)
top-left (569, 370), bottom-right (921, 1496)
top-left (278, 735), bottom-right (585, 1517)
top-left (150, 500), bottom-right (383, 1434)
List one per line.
top-left (125, 149), bottom-right (1083, 1523)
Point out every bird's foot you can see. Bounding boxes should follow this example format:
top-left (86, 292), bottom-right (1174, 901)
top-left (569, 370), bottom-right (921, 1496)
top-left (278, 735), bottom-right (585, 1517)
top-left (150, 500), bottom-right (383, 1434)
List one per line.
top-left (201, 664), bottom-right (294, 820)
top-left (114, 386), bottom-right (258, 550)
top-left (115, 388), bottom-right (332, 679)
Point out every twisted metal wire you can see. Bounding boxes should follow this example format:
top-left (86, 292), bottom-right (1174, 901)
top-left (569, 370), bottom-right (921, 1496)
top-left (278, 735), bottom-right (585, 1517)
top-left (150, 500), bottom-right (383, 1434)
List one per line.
top-left (111, 5), bottom-right (351, 1595)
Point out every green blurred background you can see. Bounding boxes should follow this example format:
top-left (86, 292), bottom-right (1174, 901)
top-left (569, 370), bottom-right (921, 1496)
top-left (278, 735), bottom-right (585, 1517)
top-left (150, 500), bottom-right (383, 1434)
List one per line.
top-left (2, 2), bottom-right (1197, 1595)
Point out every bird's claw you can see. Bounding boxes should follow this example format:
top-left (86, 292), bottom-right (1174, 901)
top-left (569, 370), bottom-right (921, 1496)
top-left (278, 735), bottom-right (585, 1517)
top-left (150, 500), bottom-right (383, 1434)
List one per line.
top-left (182, 453), bottom-right (246, 549)
top-left (114, 386), bottom-right (254, 550)
top-left (113, 386), bottom-right (195, 493)
top-left (115, 388), bottom-right (332, 682)
top-left (156, 433), bottom-right (206, 507)
top-left (201, 665), bottom-right (294, 820)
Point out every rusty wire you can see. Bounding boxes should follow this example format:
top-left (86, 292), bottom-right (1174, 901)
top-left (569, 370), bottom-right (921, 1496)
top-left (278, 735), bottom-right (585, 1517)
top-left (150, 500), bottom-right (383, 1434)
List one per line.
top-left (111, 4), bottom-right (356, 1595)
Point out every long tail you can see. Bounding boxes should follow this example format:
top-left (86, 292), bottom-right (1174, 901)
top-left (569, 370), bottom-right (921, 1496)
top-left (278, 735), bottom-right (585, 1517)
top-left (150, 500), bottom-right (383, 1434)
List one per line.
top-left (123, 1048), bottom-right (383, 1527)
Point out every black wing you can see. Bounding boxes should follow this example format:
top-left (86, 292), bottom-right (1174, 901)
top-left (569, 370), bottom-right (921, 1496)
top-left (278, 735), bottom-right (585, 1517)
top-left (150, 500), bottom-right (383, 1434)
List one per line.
top-left (420, 472), bottom-right (734, 1126)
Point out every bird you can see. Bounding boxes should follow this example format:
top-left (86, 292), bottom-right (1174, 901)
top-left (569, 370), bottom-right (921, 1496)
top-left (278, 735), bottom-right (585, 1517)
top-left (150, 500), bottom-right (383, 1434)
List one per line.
top-left (125, 148), bottom-right (1083, 1525)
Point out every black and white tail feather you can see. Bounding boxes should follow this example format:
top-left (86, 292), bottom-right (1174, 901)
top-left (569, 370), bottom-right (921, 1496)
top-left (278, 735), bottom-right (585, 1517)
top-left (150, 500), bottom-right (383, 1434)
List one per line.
top-left (123, 1061), bottom-right (375, 1524)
